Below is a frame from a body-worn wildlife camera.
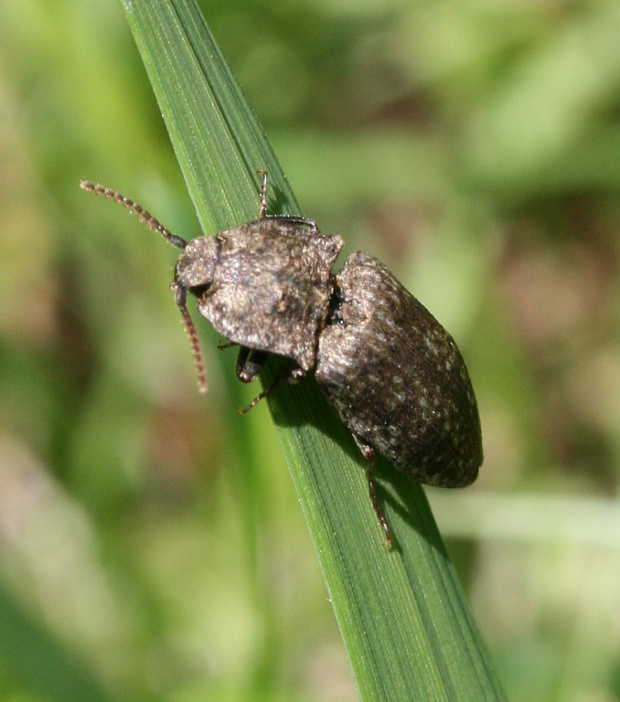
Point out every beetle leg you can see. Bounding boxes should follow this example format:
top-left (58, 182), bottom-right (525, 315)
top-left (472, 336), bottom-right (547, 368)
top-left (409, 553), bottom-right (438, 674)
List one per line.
top-left (237, 352), bottom-right (306, 414)
top-left (265, 213), bottom-right (318, 230)
top-left (287, 366), bottom-right (307, 384)
top-left (217, 340), bottom-right (238, 351)
top-left (257, 170), bottom-right (269, 219)
top-left (365, 462), bottom-right (393, 546)
top-left (350, 434), bottom-right (393, 545)
top-left (256, 170), bottom-right (317, 230)
top-left (239, 375), bottom-right (280, 414)
top-left (235, 347), bottom-right (267, 383)
top-left (239, 367), bottom-right (284, 415)
top-left (235, 347), bottom-right (277, 414)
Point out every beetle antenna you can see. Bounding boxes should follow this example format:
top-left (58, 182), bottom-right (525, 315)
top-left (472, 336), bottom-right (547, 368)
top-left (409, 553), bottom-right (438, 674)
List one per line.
top-left (172, 281), bottom-right (207, 393)
top-left (80, 181), bottom-right (188, 250)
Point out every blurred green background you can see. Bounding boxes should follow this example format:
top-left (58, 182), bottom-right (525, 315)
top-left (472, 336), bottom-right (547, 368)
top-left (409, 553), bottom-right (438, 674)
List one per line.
top-left (2, 0), bottom-right (620, 700)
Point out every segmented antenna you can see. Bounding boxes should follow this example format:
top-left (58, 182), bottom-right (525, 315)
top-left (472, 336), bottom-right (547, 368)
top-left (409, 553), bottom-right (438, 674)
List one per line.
top-left (79, 181), bottom-right (188, 250)
top-left (173, 282), bottom-right (208, 393)
top-left (80, 180), bottom-right (207, 392)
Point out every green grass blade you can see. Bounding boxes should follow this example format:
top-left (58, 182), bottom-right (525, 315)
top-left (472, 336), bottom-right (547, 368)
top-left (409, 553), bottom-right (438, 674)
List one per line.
top-left (119, 0), bottom-right (507, 699)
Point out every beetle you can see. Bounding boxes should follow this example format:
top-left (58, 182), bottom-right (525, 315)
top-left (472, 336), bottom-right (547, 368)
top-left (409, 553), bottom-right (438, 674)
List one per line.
top-left (81, 172), bottom-right (482, 543)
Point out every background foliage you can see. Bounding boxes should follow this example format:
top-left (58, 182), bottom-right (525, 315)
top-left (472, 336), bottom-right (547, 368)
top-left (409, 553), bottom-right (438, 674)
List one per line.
top-left (1, 1), bottom-right (620, 701)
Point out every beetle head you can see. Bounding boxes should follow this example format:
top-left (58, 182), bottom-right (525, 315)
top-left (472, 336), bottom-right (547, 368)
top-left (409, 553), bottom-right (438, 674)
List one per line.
top-left (174, 236), bottom-right (218, 292)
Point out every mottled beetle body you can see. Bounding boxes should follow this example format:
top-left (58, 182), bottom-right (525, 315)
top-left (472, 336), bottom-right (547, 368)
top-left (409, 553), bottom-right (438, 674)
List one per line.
top-left (81, 173), bottom-right (482, 542)
top-left (316, 252), bottom-right (481, 487)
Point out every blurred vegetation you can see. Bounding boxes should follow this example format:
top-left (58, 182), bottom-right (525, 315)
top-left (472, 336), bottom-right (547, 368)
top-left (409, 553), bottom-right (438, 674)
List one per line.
top-left (1, 0), bottom-right (620, 701)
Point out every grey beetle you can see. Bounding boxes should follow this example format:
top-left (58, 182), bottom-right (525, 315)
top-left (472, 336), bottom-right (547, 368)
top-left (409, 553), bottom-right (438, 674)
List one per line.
top-left (81, 173), bottom-right (482, 543)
